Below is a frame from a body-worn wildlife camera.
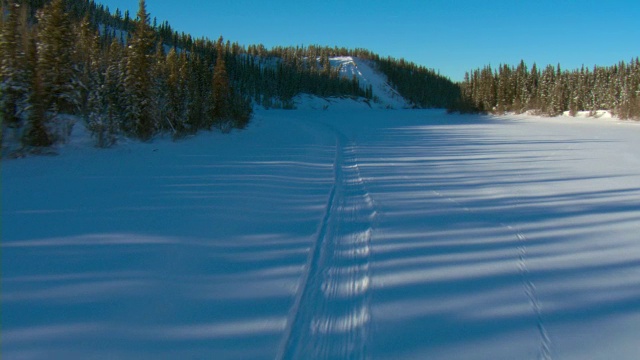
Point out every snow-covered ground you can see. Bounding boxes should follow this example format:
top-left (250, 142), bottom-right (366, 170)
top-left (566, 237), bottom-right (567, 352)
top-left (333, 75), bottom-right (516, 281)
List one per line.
top-left (561, 110), bottom-right (614, 119)
top-left (3, 105), bottom-right (640, 359)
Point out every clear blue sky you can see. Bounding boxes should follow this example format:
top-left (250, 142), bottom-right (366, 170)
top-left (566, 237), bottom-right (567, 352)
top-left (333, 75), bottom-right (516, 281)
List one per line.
top-left (98, 0), bottom-right (640, 82)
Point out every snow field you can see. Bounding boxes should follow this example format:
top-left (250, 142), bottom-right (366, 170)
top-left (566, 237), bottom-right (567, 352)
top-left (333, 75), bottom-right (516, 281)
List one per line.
top-left (2, 114), bottom-right (338, 359)
top-left (3, 107), bottom-right (640, 359)
top-left (347, 112), bottom-right (640, 359)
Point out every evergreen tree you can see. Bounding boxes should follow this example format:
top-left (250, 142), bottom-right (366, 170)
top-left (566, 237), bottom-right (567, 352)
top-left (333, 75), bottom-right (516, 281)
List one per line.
top-left (452, 59), bottom-right (640, 119)
top-left (551, 64), bottom-right (566, 115)
top-left (164, 47), bottom-right (183, 134)
top-left (513, 60), bottom-right (529, 113)
top-left (211, 40), bottom-right (232, 130)
top-left (104, 38), bottom-right (126, 133)
top-left (75, 15), bottom-right (99, 116)
top-left (496, 64), bottom-right (511, 113)
top-left (124, 0), bottom-right (157, 140)
top-left (185, 52), bottom-right (207, 131)
top-left (24, 35), bottom-right (51, 147)
top-left (81, 19), bottom-right (118, 148)
top-left (1, 0), bottom-right (30, 132)
top-left (36, 0), bottom-right (79, 115)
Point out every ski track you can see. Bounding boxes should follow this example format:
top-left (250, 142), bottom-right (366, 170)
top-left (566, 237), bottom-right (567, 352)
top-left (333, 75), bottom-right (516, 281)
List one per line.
top-left (431, 190), bottom-right (552, 360)
top-left (278, 128), bottom-right (377, 360)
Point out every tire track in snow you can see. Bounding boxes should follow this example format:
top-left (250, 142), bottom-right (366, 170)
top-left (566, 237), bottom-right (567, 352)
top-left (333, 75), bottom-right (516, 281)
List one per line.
top-left (278, 134), bottom-right (376, 360)
top-left (432, 190), bottom-right (552, 359)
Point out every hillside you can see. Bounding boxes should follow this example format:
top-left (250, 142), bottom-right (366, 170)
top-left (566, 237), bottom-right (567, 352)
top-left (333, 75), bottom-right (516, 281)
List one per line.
top-left (0, 0), bottom-right (459, 156)
top-left (332, 56), bottom-right (411, 109)
top-left (293, 56), bottom-right (412, 110)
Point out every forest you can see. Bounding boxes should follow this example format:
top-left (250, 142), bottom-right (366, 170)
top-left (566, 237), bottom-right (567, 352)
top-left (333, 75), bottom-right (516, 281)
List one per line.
top-left (0, 0), bottom-right (458, 152)
top-left (451, 60), bottom-right (640, 119)
top-left (1, 0), bottom-right (638, 153)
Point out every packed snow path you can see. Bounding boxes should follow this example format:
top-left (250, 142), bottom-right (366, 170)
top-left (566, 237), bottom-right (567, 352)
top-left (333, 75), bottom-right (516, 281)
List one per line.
top-left (3, 109), bottom-right (640, 359)
top-left (278, 123), bottom-right (376, 359)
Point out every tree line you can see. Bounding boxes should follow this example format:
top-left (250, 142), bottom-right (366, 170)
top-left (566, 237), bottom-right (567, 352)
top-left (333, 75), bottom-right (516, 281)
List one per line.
top-left (1, 0), bottom-right (255, 150)
top-left (0, 0), bottom-right (462, 153)
top-left (450, 59), bottom-right (640, 119)
top-left (244, 45), bottom-right (460, 109)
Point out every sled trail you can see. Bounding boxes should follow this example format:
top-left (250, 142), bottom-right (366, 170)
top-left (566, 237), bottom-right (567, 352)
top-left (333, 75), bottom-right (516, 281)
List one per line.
top-left (278, 134), bottom-right (376, 360)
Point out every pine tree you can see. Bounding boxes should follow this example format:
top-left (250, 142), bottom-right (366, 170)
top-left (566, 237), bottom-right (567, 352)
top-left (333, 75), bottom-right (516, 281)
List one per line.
top-left (211, 39), bottom-right (232, 130)
top-left (1, 0), bottom-right (30, 132)
top-left (527, 63), bottom-right (539, 110)
top-left (152, 41), bottom-right (172, 133)
top-left (37, 0), bottom-right (79, 115)
top-left (496, 64), bottom-right (511, 113)
top-left (103, 38), bottom-right (126, 133)
top-left (75, 15), bottom-right (98, 116)
top-left (87, 78), bottom-right (118, 148)
top-left (165, 47), bottom-right (189, 135)
top-left (513, 60), bottom-right (529, 113)
top-left (24, 35), bottom-right (51, 147)
top-left (81, 19), bottom-right (118, 147)
top-left (551, 64), bottom-right (566, 116)
top-left (538, 65), bottom-right (555, 115)
top-left (184, 53), bottom-right (204, 131)
top-left (124, 0), bottom-right (157, 140)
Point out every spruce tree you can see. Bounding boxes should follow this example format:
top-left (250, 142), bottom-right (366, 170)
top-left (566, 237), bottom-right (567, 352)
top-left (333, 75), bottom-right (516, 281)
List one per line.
top-left (24, 35), bottom-right (51, 147)
top-left (37, 0), bottom-right (78, 115)
top-left (184, 53), bottom-right (201, 131)
top-left (102, 38), bottom-right (125, 133)
top-left (123, 0), bottom-right (157, 140)
top-left (211, 39), bottom-right (232, 130)
top-left (82, 20), bottom-right (117, 147)
top-left (1, 0), bottom-right (30, 132)
top-left (165, 47), bottom-right (188, 135)
top-left (76, 15), bottom-right (99, 116)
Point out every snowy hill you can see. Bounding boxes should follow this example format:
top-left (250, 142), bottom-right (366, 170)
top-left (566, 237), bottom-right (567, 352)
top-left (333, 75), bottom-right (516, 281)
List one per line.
top-left (293, 56), bottom-right (412, 110)
top-left (332, 56), bottom-right (411, 108)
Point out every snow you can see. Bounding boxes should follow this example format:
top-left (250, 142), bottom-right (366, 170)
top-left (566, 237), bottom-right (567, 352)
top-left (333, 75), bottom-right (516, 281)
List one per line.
top-left (292, 93), bottom-right (374, 111)
top-left (562, 110), bottom-right (614, 119)
top-left (2, 114), bottom-right (336, 359)
top-left (3, 107), bottom-right (640, 359)
top-left (330, 56), bottom-right (412, 109)
top-left (291, 56), bottom-right (412, 110)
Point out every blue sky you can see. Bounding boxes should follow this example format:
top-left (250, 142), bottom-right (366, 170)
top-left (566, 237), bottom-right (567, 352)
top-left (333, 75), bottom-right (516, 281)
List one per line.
top-left (98, 0), bottom-right (640, 81)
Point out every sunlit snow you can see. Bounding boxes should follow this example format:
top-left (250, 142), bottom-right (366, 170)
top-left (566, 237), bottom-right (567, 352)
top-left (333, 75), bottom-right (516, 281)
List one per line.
top-left (3, 69), bottom-right (640, 358)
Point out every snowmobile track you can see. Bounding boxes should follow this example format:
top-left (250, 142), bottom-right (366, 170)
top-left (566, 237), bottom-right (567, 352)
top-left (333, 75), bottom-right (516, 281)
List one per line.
top-left (278, 129), bottom-right (376, 360)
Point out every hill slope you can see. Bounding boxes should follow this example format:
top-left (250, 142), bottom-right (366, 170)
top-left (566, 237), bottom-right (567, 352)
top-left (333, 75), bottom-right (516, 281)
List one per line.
top-left (294, 56), bottom-right (412, 110)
